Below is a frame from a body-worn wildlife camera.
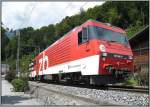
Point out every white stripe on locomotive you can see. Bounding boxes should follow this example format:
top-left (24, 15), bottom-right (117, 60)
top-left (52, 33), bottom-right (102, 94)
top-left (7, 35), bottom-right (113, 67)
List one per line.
top-left (30, 55), bottom-right (100, 77)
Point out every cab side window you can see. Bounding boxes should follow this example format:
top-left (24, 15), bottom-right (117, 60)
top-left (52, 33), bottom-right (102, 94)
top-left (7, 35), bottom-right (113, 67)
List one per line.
top-left (78, 31), bottom-right (82, 45)
top-left (78, 27), bottom-right (88, 45)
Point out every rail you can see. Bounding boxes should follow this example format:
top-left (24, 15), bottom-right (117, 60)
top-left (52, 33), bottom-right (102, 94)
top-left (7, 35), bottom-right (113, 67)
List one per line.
top-left (106, 84), bottom-right (149, 94)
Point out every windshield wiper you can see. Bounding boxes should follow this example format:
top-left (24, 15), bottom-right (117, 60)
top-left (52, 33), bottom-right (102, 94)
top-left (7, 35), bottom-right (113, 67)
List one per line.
top-left (109, 40), bottom-right (117, 43)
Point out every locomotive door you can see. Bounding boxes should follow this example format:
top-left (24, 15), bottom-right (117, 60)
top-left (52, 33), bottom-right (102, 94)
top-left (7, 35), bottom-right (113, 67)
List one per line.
top-left (76, 26), bottom-right (99, 75)
top-left (77, 27), bottom-right (91, 57)
top-left (77, 27), bottom-right (90, 74)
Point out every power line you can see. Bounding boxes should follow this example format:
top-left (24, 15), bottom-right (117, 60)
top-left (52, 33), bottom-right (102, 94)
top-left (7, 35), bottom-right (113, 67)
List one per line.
top-left (50, 2), bottom-right (88, 24)
top-left (79, 2), bottom-right (88, 12)
top-left (19, 2), bottom-right (37, 29)
top-left (25, 3), bottom-right (37, 27)
top-left (50, 3), bottom-right (71, 23)
top-left (81, 2), bottom-right (88, 8)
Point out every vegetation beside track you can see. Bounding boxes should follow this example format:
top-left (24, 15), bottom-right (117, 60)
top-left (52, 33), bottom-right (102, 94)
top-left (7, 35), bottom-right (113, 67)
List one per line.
top-left (11, 76), bottom-right (29, 92)
top-left (123, 72), bottom-right (149, 86)
top-left (2, 1), bottom-right (149, 87)
top-left (5, 70), bottom-right (16, 82)
top-left (124, 75), bottom-right (139, 86)
top-left (5, 70), bottom-right (29, 92)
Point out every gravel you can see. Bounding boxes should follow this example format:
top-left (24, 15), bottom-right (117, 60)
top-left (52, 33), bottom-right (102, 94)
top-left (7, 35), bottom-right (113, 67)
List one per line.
top-left (29, 81), bottom-right (149, 106)
top-left (30, 84), bottom-right (96, 105)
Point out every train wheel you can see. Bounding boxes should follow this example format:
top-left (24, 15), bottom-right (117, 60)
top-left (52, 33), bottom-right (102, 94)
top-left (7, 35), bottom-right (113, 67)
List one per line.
top-left (53, 74), bottom-right (60, 83)
top-left (83, 76), bottom-right (90, 86)
top-left (40, 75), bottom-right (44, 82)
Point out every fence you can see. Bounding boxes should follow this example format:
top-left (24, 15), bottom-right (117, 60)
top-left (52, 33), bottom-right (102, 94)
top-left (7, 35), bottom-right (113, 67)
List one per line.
top-left (132, 47), bottom-right (149, 72)
top-left (132, 47), bottom-right (149, 86)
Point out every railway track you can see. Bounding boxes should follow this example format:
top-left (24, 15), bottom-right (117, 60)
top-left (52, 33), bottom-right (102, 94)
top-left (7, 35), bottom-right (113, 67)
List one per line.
top-left (29, 82), bottom-right (117, 105)
top-left (106, 85), bottom-right (149, 94)
top-left (28, 81), bottom-right (149, 105)
top-left (33, 80), bottom-right (149, 94)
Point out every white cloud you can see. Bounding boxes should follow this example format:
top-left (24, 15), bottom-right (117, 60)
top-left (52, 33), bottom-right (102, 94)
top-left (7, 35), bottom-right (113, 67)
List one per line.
top-left (2, 2), bottom-right (105, 30)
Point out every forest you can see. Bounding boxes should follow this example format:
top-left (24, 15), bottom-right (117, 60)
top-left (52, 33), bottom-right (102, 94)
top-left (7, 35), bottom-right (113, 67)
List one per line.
top-left (1, 1), bottom-right (149, 73)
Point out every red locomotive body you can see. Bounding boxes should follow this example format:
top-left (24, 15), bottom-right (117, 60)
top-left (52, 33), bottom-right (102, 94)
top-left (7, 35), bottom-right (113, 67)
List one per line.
top-left (29, 19), bottom-right (133, 85)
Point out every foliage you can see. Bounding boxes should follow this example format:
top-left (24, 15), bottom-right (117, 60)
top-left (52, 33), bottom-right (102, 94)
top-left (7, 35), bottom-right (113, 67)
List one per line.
top-left (125, 21), bottom-right (145, 39)
top-left (1, 27), bottom-right (9, 61)
top-left (138, 72), bottom-right (149, 86)
top-left (124, 71), bottom-right (149, 86)
top-left (6, 58), bottom-right (17, 71)
top-left (4, 36), bottom-right (17, 59)
top-left (134, 69), bottom-right (149, 86)
top-left (5, 70), bottom-right (16, 82)
top-left (124, 75), bottom-right (139, 86)
top-left (11, 76), bottom-right (29, 92)
top-left (20, 54), bottom-right (34, 75)
top-left (2, 1), bottom-right (149, 75)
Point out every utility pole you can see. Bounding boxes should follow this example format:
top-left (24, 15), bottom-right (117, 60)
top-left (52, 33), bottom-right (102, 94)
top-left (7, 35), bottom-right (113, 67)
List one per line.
top-left (16, 30), bottom-right (20, 77)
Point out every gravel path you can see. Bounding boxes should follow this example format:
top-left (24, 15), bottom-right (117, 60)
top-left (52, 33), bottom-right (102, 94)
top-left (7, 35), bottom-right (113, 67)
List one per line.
top-left (29, 81), bottom-right (149, 106)
top-left (2, 79), bottom-right (43, 105)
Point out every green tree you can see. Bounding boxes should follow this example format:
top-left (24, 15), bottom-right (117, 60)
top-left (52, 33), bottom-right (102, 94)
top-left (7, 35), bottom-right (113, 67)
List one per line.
top-left (4, 1), bottom-right (149, 73)
top-left (1, 27), bottom-right (9, 61)
top-left (20, 54), bottom-right (34, 76)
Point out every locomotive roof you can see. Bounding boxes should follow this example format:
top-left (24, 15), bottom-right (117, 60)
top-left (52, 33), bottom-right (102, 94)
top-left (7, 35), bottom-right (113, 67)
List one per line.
top-left (36, 19), bottom-right (125, 57)
top-left (81, 19), bottom-right (124, 33)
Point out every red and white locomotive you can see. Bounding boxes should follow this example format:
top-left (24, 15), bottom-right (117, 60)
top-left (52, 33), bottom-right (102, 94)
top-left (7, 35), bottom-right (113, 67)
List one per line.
top-left (29, 19), bottom-right (133, 85)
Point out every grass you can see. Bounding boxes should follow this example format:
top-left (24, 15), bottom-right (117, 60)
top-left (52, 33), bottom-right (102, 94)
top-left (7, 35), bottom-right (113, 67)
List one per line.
top-left (123, 75), bottom-right (139, 86)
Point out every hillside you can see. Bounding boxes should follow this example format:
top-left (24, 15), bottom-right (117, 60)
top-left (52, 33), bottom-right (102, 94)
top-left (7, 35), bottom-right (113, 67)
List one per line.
top-left (1, 1), bottom-right (149, 72)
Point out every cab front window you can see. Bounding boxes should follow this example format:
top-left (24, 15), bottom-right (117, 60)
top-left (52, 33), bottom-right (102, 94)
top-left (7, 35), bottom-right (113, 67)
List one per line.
top-left (88, 26), bottom-right (129, 45)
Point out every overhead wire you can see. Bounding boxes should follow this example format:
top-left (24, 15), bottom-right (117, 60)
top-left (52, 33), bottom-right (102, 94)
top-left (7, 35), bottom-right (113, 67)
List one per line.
top-left (50, 3), bottom-right (71, 24)
top-left (49, 2), bottom-right (88, 24)
top-left (79, 2), bottom-right (88, 12)
top-left (18, 2), bottom-right (37, 29)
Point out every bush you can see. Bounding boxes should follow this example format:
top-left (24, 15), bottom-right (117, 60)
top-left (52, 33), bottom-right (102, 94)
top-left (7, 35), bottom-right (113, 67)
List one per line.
top-left (11, 77), bottom-right (29, 92)
top-left (124, 75), bottom-right (139, 86)
top-left (5, 70), bottom-right (16, 82)
top-left (135, 71), bottom-right (149, 86)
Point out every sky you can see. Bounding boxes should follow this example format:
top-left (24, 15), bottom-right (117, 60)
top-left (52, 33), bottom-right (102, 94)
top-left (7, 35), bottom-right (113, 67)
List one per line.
top-left (2, 2), bottom-right (105, 30)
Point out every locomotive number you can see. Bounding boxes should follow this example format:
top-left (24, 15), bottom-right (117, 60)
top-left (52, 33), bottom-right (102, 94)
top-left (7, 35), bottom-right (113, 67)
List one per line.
top-left (39, 55), bottom-right (49, 71)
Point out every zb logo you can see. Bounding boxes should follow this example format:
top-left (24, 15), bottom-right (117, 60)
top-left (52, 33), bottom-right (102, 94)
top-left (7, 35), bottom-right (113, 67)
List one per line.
top-left (39, 54), bottom-right (49, 71)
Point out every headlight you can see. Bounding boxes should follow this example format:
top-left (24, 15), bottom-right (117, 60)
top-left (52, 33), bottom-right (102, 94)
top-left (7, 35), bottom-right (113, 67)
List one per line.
top-left (128, 56), bottom-right (133, 60)
top-left (102, 52), bottom-right (107, 57)
top-left (99, 44), bottom-right (106, 52)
